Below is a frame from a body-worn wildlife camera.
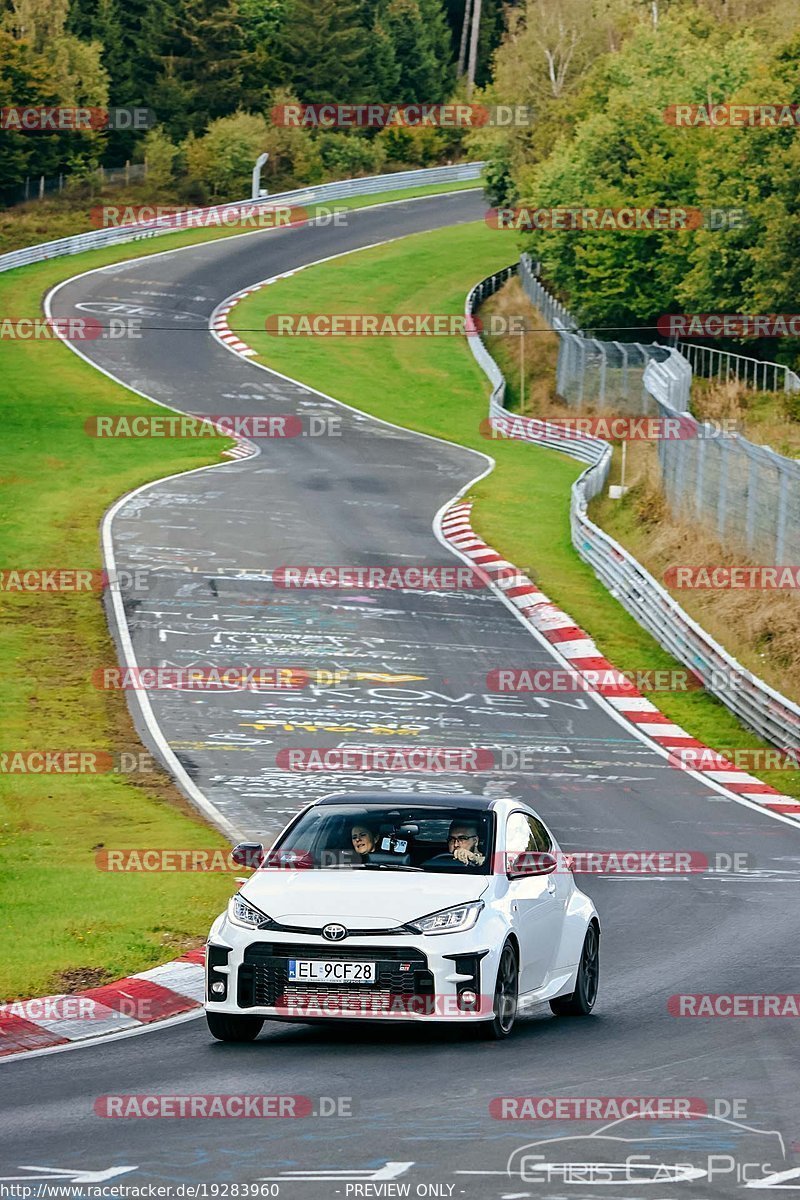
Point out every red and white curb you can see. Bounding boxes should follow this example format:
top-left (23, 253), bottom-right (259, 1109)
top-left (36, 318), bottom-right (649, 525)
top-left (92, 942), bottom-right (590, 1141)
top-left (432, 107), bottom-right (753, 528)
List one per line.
top-left (441, 501), bottom-right (800, 820)
top-left (211, 288), bottom-right (260, 358)
top-left (210, 272), bottom-right (301, 362)
top-left (0, 948), bottom-right (205, 1059)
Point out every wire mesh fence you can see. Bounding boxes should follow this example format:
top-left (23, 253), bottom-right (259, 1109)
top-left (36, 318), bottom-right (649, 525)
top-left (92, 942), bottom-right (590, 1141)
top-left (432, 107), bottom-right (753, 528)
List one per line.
top-left (519, 255), bottom-right (800, 564)
top-left (679, 341), bottom-right (800, 394)
top-left (466, 262), bottom-right (800, 757)
top-left (3, 162), bottom-right (149, 208)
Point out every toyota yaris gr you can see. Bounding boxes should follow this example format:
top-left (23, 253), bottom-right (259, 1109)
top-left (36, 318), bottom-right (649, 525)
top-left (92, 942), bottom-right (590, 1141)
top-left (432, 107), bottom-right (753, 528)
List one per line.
top-left (205, 792), bottom-right (600, 1041)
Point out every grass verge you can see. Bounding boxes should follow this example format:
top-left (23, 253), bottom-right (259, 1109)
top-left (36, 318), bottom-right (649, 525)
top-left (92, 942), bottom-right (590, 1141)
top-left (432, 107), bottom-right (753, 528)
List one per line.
top-left (229, 221), bottom-right (800, 803)
top-left (0, 179), bottom-right (484, 1000)
top-left (1, 177), bottom-right (482, 261)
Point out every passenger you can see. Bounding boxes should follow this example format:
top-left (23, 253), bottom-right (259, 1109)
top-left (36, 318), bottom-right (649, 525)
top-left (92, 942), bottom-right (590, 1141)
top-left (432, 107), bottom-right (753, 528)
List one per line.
top-left (350, 824), bottom-right (378, 861)
top-left (447, 821), bottom-right (486, 867)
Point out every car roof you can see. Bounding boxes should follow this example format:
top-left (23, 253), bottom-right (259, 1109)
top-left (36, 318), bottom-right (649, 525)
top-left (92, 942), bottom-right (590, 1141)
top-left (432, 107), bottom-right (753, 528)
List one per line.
top-left (314, 792), bottom-right (497, 810)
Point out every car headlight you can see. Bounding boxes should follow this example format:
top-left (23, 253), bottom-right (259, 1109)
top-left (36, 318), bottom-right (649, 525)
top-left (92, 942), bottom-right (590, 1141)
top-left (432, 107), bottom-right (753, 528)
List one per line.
top-left (410, 900), bottom-right (484, 935)
top-left (228, 893), bottom-right (270, 928)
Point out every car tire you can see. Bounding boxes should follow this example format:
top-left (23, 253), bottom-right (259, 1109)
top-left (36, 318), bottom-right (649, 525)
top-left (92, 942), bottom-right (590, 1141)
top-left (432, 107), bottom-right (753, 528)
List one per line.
top-left (549, 923), bottom-right (599, 1017)
top-left (480, 941), bottom-right (519, 1039)
top-left (206, 1011), bottom-right (264, 1042)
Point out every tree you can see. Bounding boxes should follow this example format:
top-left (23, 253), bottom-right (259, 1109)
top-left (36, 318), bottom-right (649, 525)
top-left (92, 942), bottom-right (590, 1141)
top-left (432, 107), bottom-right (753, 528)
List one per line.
top-left (0, 31), bottom-right (94, 200)
top-left (156, 0), bottom-right (255, 134)
top-left (279, 0), bottom-right (374, 102)
top-left (384, 0), bottom-right (455, 102)
top-left (184, 111), bottom-right (273, 196)
top-left (466, 0), bottom-right (481, 97)
top-left (140, 125), bottom-right (179, 188)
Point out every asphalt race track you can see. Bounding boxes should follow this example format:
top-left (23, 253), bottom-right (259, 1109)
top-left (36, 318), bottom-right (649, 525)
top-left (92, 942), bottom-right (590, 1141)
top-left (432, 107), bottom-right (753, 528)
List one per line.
top-left (4, 190), bottom-right (800, 1197)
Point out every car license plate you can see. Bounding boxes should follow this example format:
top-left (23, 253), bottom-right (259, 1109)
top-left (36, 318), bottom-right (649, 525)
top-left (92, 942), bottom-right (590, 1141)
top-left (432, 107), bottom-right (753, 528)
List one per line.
top-left (287, 959), bottom-right (376, 984)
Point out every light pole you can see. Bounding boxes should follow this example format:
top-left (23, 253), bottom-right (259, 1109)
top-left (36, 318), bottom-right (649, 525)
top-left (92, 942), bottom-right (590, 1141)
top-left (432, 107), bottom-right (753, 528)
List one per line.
top-left (252, 152), bottom-right (270, 201)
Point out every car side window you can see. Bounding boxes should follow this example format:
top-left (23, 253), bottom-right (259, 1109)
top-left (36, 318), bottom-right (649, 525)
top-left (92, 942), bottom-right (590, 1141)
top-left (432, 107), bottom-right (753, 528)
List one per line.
top-left (506, 812), bottom-right (532, 856)
top-left (506, 812), bottom-right (552, 855)
top-left (527, 816), bottom-right (552, 853)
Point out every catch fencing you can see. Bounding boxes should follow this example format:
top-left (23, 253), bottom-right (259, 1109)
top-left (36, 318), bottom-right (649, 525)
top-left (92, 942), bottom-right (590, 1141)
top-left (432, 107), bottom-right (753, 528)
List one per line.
top-left (465, 264), bottom-right (800, 753)
top-left (0, 162), bottom-right (485, 274)
top-left (518, 255), bottom-right (800, 565)
top-left (678, 342), bottom-right (800, 394)
top-left (3, 162), bottom-right (149, 208)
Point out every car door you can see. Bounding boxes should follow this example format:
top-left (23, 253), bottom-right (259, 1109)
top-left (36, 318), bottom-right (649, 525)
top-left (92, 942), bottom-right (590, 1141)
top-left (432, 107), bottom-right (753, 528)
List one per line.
top-left (505, 811), bottom-right (565, 992)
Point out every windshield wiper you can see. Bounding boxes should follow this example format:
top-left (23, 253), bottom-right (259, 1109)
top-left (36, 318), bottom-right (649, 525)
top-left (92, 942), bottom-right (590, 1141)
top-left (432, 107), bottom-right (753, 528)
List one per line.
top-left (361, 863), bottom-right (423, 872)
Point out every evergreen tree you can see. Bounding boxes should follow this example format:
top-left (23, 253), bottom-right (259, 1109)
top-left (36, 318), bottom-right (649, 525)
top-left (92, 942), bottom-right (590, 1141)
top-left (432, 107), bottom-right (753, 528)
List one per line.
top-left (384, 0), bottom-right (455, 102)
top-left (279, 0), bottom-right (374, 102)
top-left (156, 0), bottom-right (254, 133)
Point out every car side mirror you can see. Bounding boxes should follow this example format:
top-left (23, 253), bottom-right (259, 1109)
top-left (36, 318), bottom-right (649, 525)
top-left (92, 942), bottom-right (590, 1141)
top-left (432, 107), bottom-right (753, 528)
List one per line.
top-left (231, 842), bottom-right (264, 869)
top-left (507, 851), bottom-right (558, 879)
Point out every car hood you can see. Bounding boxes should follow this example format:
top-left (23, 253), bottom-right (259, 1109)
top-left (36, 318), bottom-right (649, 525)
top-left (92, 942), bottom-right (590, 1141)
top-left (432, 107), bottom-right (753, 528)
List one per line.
top-left (240, 869), bottom-right (490, 928)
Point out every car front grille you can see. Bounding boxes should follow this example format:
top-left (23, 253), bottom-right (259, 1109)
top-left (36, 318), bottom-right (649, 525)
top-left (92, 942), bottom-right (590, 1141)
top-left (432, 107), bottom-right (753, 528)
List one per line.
top-left (237, 942), bottom-right (434, 1010)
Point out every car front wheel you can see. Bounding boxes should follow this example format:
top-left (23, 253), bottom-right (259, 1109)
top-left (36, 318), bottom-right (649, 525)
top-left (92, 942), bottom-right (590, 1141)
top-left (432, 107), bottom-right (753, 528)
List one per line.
top-left (550, 923), bottom-right (599, 1017)
top-left (206, 1011), bottom-right (264, 1042)
top-left (481, 941), bottom-right (519, 1039)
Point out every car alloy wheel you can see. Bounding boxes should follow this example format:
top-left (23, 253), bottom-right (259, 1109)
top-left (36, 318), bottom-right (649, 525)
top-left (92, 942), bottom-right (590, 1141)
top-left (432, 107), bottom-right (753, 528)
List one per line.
top-left (488, 942), bottom-right (519, 1038)
top-left (549, 923), bottom-right (599, 1017)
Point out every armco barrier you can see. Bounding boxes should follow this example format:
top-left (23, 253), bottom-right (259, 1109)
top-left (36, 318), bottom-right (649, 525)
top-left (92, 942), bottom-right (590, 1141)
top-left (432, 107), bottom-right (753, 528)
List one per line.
top-left (465, 265), bottom-right (800, 752)
top-left (520, 256), bottom-right (800, 565)
top-left (0, 162), bottom-right (485, 275)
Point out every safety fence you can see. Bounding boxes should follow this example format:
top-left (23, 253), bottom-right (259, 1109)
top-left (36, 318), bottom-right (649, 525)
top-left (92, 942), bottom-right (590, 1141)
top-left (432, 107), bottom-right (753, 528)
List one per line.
top-left (518, 256), bottom-right (800, 565)
top-left (3, 162), bottom-right (149, 208)
top-left (465, 264), bottom-right (800, 753)
top-left (678, 342), bottom-right (800, 395)
top-left (0, 162), bottom-right (485, 274)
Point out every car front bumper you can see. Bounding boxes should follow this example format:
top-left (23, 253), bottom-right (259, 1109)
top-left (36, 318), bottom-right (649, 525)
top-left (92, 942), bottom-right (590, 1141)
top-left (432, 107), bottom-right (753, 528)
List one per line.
top-left (204, 915), bottom-right (504, 1024)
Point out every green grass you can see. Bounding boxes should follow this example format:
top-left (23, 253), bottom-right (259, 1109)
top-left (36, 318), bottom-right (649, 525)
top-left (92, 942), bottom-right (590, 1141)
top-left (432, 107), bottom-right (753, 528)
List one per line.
top-left (229, 221), bottom-right (800, 804)
top-left (0, 272), bottom-right (238, 1002)
top-left (0, 178), bottom-right (486, 1000)
top-left (1, 176), bottom-right (482, 262)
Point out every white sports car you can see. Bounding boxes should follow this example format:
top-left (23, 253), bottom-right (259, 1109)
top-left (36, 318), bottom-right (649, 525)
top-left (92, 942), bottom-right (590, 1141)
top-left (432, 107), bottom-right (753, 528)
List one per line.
top-left (205, 792), bottom-right (600, 1040)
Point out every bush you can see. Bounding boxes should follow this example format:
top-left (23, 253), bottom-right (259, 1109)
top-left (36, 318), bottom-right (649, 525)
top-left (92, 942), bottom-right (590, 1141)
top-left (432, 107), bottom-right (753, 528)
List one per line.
top-left (140, 127), bottom-right (179, 191)
top-left (319, 133), bottom-right (386, 180)
top-left (183, 112), bottom-right (272, 199)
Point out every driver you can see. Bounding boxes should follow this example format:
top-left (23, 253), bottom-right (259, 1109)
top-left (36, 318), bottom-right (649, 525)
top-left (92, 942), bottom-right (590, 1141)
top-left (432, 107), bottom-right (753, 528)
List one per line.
top-left (447, 821), bottom-right (485, 867)
top-left (350, 824), bottom-right (378, 861)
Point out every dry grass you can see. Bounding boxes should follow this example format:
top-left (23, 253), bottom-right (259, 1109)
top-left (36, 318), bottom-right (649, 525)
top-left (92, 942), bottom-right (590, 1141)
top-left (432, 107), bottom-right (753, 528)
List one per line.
top-left (485, 278), bottom-right (800, 703)
top-left (595, 440), bottom-right (800, 701)
top-left (692, 377), bottom-right (800, 458)
top-left (481, 277), bottom-right (567, 418)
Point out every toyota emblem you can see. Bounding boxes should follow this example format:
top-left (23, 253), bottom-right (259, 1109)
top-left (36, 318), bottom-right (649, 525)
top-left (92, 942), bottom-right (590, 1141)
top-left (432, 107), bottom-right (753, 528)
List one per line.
top-left (322, 923), bottom-right (347, 942)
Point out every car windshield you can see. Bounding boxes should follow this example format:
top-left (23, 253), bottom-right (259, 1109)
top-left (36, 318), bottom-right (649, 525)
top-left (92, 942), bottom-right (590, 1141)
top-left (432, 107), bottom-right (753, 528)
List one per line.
top-left (266, 804), bottom-right (494, 874)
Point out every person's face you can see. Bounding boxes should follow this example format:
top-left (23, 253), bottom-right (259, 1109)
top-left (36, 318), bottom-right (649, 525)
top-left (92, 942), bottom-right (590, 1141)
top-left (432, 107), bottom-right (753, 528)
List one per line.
top-left (448, 825), bottom-right (479, 853)
top-left (351, 826), bottom-right (374, 854)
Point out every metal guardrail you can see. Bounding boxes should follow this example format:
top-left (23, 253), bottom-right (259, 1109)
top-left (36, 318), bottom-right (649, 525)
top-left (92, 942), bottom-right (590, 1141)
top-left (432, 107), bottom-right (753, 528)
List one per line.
top-left (0, 162), bottom-right (485, 275)
top-left (465, 264), bottom-right (800, 752)
top-left (520, 256), bottom-right (800, 565)
top-left (679, 341), bottom-right (800, 394)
